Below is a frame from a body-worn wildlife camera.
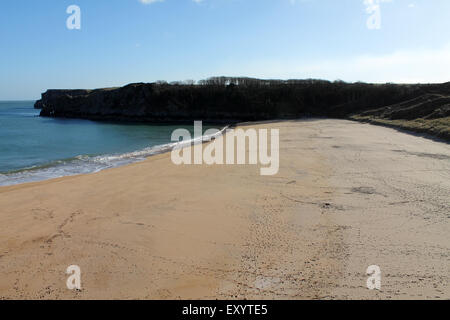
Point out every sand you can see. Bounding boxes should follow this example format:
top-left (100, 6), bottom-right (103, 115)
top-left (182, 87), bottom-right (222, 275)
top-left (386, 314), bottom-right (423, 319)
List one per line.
top-left (0, 119), bottom-right (449, 299)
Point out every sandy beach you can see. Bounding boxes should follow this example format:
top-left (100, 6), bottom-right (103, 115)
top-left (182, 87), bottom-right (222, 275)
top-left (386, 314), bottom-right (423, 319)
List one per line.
top-left (0, 119), bottom-right (449, 300)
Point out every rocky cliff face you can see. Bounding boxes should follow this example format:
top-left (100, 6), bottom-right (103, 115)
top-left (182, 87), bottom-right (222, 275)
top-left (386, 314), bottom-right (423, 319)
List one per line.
top-left (34, 80), bottom-right (450, 126)
top-left (34, 89), bottom-right (93, 110)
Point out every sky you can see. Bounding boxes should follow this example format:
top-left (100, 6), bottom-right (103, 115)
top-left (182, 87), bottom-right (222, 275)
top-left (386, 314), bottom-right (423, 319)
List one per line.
top-left (1, 0), bottom-right (449, 100)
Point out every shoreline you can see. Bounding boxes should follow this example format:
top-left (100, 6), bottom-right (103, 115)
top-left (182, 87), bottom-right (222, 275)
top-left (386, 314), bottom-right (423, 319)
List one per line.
top-left (0, 123), bottom-right (229, 187)
top-left (0, 119), bottom-right (449, 299)
top-left (3, 116), bottom-right (448, 189)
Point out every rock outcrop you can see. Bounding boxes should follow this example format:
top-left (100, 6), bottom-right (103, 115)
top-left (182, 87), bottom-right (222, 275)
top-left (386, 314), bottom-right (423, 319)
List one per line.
top-left (34, 78), bottom-right (450, 139)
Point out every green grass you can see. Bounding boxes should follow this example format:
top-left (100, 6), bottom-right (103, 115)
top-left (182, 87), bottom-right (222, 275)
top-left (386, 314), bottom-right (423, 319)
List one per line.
top-left (350, 115), bottom-right (450, 142)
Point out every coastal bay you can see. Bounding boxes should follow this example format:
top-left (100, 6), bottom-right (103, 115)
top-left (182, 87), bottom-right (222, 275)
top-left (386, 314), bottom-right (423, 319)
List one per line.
top-left (0, 119), bottom-right (449, 299)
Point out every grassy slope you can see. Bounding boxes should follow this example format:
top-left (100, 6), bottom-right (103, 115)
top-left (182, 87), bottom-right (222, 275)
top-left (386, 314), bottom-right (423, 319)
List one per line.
top-left (351, 116), bottom-right (450, 142)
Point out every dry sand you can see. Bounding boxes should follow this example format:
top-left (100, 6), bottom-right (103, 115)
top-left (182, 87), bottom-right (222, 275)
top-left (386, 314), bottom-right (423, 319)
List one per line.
top-left (0, 119), bottom-right (449, 299)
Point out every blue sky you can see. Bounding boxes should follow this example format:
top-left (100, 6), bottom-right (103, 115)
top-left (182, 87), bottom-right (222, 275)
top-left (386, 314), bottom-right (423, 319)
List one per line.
top-left (1, 0), bottom-right (449, 99)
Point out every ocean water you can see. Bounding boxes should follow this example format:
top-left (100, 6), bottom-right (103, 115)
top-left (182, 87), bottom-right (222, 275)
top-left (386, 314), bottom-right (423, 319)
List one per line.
top-left (0, 101), bottom-right (220, 186)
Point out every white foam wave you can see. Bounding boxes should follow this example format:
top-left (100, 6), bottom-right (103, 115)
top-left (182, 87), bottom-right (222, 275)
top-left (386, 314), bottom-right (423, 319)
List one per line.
top-left (0, 126), bottom-right (228, 187)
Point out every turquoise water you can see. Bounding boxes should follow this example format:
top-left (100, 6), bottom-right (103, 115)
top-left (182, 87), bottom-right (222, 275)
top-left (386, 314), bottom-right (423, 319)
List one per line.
top-left (0, 101), bottom-right (216, 186)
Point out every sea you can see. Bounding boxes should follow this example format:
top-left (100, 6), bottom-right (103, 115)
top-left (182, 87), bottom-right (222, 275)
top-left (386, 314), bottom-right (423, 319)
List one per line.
top-left (0, 101), bottom-right (221, 186)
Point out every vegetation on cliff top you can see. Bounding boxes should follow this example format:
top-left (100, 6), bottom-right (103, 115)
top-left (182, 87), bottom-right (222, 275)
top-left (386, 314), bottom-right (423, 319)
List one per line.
top-left (35, 77), bottom-right (450, 141)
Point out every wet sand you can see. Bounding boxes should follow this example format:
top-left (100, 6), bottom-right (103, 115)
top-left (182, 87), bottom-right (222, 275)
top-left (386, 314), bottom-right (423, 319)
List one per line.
top-left (0, 119), bottom-right (449, 299)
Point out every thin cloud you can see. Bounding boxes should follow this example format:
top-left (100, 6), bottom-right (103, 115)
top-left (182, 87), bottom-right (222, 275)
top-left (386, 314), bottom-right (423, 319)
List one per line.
top-left (216, 44), bottom-right (450, 84)
top-left (139, 0), bottom-right (204, 3)
top-left (139, 0), bottom-right (165, 4)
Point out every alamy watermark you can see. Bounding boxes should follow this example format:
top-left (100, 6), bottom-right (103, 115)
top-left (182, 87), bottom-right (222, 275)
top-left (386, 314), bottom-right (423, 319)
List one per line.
top-left (170, 121), bottom-right (279, 176)
top-left (63, 264), bottom-right (381, 292)
top-left (66, 5), bottom-right (81, 30)
top-left (66, 265), bottom-right (81, 290)
top-left (65, 3), bottom-right (388, 33)
top-left (366, 265), bottom-right (381, 290)
top-left (364, 0), bottom-right (391, 30)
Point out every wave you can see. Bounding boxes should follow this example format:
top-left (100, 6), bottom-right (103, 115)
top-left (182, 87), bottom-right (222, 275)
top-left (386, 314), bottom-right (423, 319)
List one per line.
top-left (0, 126), bottom-right (228, 187)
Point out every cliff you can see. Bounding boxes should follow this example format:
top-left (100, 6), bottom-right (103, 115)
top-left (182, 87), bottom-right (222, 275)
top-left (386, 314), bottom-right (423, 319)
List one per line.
top-left (35, 78), bottom-right (450, 140)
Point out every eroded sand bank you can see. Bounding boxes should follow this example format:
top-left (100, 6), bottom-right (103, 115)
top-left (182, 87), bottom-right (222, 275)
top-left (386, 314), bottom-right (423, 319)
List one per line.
top-left (0, 119), bottom-right (449, 299)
